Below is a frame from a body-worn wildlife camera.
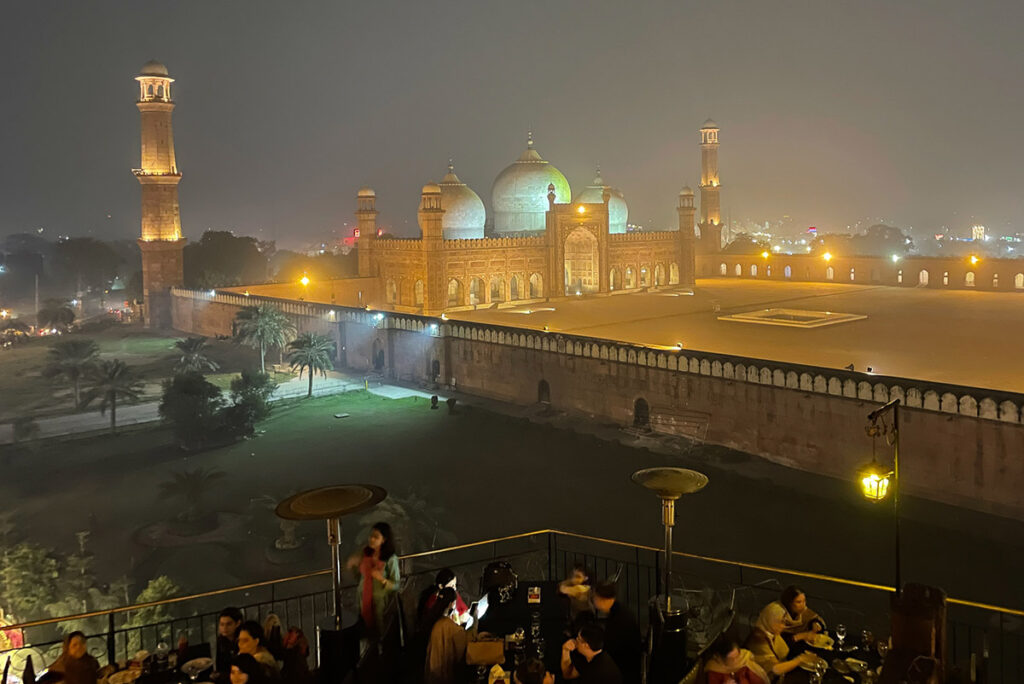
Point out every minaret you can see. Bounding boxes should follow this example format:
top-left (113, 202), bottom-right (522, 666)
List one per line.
top-left (355, 187), bottom-right (378, 277)
top-left (697, 118), bottom-right (722, 254)
top-left (677, 187), bottom-right (697, 287)
top-left (418, 183), bottom-right (447, 314)
top-left (134, 60), bottom-right (185, 328)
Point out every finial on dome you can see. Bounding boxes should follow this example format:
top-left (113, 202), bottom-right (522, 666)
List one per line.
top-left (448, 158), bottom-right (454, 173)
top-left (527, 130), bottom-right (534, 149)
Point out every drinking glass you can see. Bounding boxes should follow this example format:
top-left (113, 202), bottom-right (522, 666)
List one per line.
top-left (835, 624), bottom-right (847, 648)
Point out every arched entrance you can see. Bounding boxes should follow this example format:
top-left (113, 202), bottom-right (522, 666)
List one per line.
top-left (563, 228), bottom-right (599, 295)
top-left (669, 263), bottom-right (679, 285)
top-left (654, 264), bottom-right (665, 286)
top-left (538, 379), bottom-right (550, 404)
top-left (372, 339), bottom-right (385, 371)
top-left (447, 279), bottom-right (463, 307)
top-left (469, 277), bottom-right (485, 305)
top-left (490, 276), bottom-right (505, 302)
top-left (609, 268), bottom-right (620, 291)
top-left (510, 275), bottom-right (520, 300)
top-left (430, 359), bottom-right (440, 380)
top-left (633, 397), bottom-right (650, 428)
top-left (918, 270), bottom-right (929, 286)
top-left (529, 273), bottom-right (543, 298)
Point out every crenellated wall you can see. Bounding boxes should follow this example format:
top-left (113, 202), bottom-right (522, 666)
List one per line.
top-left (170, 287), bottom-right (1024, 519)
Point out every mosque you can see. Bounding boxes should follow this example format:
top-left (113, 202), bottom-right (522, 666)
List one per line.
top-left (131, 61), bottom-right (723, 324)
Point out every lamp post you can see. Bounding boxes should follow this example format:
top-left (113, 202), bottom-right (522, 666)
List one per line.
top-left (299, 274), bottom-right (310, 301)
top-left (858, 398), bottom-right (901, 595)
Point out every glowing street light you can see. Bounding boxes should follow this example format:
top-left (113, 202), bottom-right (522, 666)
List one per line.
top-left (576, 205), bottom-right (586, 214)
top-left (822, 252), bottom-right (833, 262)
top-left (858, 398), bottom-right (902, 594)
top-left (760, 251), bottom-right (770, 259)
top-left (969, 255), bottom-right (980, 266)
top-left (300, 274), bottom-right (311, 287)
top-left (891, 254), bottom-right (900, 263)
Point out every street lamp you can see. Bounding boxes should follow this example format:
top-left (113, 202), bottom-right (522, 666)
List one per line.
top-left (823, 251), bottom-right (833, 262)
top-left (760, 251), bottom-right (770, 259)
top-left (859, 398), bottom-right (901, 594)
top-left (969, 255), bottom-right (980, 266)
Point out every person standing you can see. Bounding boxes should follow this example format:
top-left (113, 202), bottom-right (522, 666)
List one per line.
top-left (347, 521), bottom-right (400, 636)
top-left (591, 582), bottom-right (642, 684)
top-left (215, 607), bottom-right (243, 677)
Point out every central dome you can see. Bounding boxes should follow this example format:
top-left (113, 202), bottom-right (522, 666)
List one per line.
top-left (491, 134), bottom-right (571, 234)
top-left (438, 161), bottom-right (485, 240)
top-left (574, 168), bottom-right (629, 234)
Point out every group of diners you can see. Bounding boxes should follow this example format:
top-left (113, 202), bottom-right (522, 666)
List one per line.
top-left (213, 607), bottom-right (311, 684)
top-left (700, 585), bottom-right (827, 683)
top-left (414, 562), bottom-right (641, 684)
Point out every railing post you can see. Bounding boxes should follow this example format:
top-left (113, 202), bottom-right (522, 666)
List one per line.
top-left (106, 612), bottom-right (116, 666)
top-left (547, 532), bottom-right (554, 582)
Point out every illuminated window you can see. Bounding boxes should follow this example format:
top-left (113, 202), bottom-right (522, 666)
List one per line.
top-left (849, 268), bottom-right (855, 281)
top-left (750, 264), bottom-right (758, 277)
top-left (943, 271), bottom-right (949, 286)
top-left (766, 265), bottom-right (771, 277)
top-left (897, 269), bottom-right (903, 284)
top-left (993, 274), bottom-right (999, 288)
top-left (965, 271), bottom-right (975, 287)
top-left (1015, 273), bottom-right (1024, 290)
top-left (719, 263), bottom-right (727, 276)
top-left (734, 264), bottom-right (741, 277)
top-left (826, 266), bottom-right (834, 281)
top-left (784, 265), bottom-right (792, 279)
top-left (919, 270), bottom-right (929, 286)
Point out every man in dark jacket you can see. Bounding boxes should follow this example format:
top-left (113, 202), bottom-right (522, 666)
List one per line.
top-left (592, 582), bottom-right (642, 684)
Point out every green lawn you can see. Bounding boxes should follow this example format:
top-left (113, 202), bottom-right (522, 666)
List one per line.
top-left (0, 325), bottom-right (286, 419)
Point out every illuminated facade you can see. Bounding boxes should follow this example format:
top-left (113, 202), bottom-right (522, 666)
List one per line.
top-left (134, 60), bottom-right (185, 328)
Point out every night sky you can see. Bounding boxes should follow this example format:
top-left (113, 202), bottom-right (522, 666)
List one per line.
top-left (2, 1), bottom-right (1023, 245)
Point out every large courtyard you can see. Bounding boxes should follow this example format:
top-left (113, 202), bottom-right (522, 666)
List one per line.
top-left (452, 279), bottom-right (1024, 393)
top-left (1, 389), bottom-right (1021, 618)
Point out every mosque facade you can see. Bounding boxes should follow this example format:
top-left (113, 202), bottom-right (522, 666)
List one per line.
top-left (354, 132), bottom-right (705, 316)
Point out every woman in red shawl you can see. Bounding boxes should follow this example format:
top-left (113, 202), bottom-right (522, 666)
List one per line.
top-left (702, 633), bottom-right (769, 684)
top-left (347, 522), bottom-right (400, 636)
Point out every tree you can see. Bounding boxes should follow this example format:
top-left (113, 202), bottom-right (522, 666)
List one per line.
top-left (41, 339), bottom-right (100, 409)
top-left (223, 370), bottom-right (278, 438)
top-left (120, 576), bottom-right (181, 652)
top-left (234, 304), bottom-right (296, 374)
top-left (81, 359), bottom-right (143, 435)
top-left (159, 468), bottom-right (226, 523)
top-left (174, 336), bottom-right (220, 373)
top-left (0, 543), bottom-right (58, 618)
top-left (52, 237), bottom-right (123, 294)
top-left (287, 332), bottom-right (335, 398)
top-left (183, 231), bottom-right (269, 289)
top-left (722, 233), bottom-right (770, 255)
top-left (36, 299), bottom-right (76, 331)
top-left (158, 371), bottom-right (225, 450)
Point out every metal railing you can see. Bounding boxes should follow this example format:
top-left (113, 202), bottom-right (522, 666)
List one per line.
top-left (2, 529), bottom-right (1021, 682)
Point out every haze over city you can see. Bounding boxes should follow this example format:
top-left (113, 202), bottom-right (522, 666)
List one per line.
top-left (3, 1), bottom-right (1024, 245)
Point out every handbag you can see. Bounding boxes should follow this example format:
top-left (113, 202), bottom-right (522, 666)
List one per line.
top-left (466, 637), bottom-right (505, 665)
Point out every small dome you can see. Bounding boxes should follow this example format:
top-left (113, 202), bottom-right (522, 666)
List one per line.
top-left (491, 133), bottom-right (571, 233)
top-left (438, 161), bottom-right (485, 240)
top-left (574, 167), bottom-right (628, 234)
top-left (422, 182), bottom-right (441, 195)
top-left (679, 186), bottom-right (694, 196)
top-left (140, 60), bottom-right (169, 77)
top-left (700, 118), bottom-right (719, 130)
top-left (357, 186), bottom-right (376, 198)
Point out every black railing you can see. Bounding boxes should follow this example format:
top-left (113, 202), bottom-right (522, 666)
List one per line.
top-left (2, 530), bottom-right (1022, 683)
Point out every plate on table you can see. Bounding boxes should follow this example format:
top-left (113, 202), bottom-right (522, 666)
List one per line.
top-left (806, 633), bottom-right (834, 650)
top-left (181, 657), bottom-right (214, 676)
top-left (799, 655), bottom-right (829, 672)
top-left (108, 670), bottom-right (142, 684)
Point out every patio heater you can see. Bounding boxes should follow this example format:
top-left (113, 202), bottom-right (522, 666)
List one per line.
top-left (276, 484), bottom-right (387, 680)
top-left (632, 467), bottom-right (708, 683)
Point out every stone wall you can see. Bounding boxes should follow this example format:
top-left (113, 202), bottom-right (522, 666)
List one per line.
top-left (697, 253), bottom-right (1024, 292)
top-left (170, 288), bottom-right (1024, 519)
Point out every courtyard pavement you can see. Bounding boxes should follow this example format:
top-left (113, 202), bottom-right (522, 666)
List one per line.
top-left (451, 279), bottom-right (1024, 393)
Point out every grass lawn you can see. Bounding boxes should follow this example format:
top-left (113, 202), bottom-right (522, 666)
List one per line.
top-left (1, 390), bottom-right (1021, 613)
top-left (0, 325), bottom-right (288, 419)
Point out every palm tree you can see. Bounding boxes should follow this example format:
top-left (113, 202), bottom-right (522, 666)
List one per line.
top-left (159, 467), bottom-right (226, 522)
top-left (41, 339), bottom-right (100, 409)
top-left (174, 336), bottom-right (219, 373)
top-left (286, 332), bottom-right (335, 398)
top-left (234, 304), bottom-right (296, 374)
top-left (81, 359), bottom-right (143, 434)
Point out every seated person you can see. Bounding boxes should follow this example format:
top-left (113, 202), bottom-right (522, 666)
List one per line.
top-left (561, 623), bottom-right (623, 684)
top-left (745, 604), bottom-right (817, 681)
top-left (424, 588), bottom-right (468, 684)
top-left (558, 564), bottom-right (593, 616)
top-left (229, 655), bottom-right (268, 684)
top-left (418, 568), bottom-right (470, 626)
top-left (236, 621), bottom-right (279, 674)
top-left (702, 632), bottom-right (769, 684)
top-left (215, 607), bottom-right (243, 677)
top-left (514, 658), bottom-right (555, 684)
top-left (778, 586), bottom-right (825, 647)
top-left (591, 582), bottom-right (641, 684)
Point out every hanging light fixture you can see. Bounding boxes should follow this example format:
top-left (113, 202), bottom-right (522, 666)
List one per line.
top-left (859, 423), bottom-right (893, 502)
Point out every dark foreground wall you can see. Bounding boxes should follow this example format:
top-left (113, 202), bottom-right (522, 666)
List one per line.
top-left (171, 288), bottom-right (1024, 520)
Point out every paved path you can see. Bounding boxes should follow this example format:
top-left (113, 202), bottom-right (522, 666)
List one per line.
top-left (0, 371), bottom-right (373, 444)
